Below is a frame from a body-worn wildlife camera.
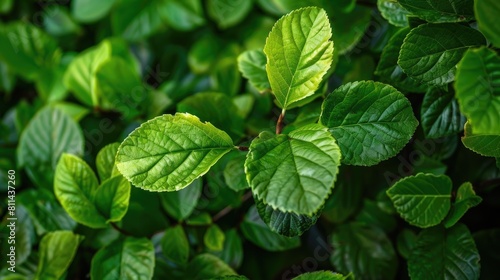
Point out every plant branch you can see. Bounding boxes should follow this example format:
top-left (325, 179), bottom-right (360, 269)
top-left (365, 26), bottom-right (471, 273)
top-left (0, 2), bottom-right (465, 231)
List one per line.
top-left (276, 110), bottom-right (285, 134)
top-left (110, 222), bottom-right (132, 236)
top-left (237, 146), bottom-right (249, 151)
top-left (212, 191), bottom-right (253, 222)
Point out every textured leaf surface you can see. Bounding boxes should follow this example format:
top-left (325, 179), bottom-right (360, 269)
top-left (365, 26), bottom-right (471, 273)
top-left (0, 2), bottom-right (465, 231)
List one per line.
top-left (93, 175), bottom-right (131, 223)
top-left (444, 182), bottom-right (481, 228)
top-left (387, 173), bottom-right (452, 228)
top-left (186, 254), bottom-right (237, 280)
top-left (421, 87), bottom-right (465, 138)
top-left (398, 23), bottom-right (485, 85)
top-left (161, 225), bottom-right (189, 264)
top-left (475, 0), bottom-right (500, 47)
top-left (331, 223), bottom-right (398, 280)
top-left (159, 179), bottom-right (202, 221)
top-left (237, 50), bottom-right (270, 92)
top-left (398, 0), bottom-right (474, 22)
top-left (408, 224), bottom-right (480, 280)
top-left (204, 224), bottom-right (225, 251)
top-left (91, 237), bottom-right (154, 280)
top-left (320, 81), bottom-right (418, 166)
top-left (455, 47), bottom-right (500, 135)
top-left (245, 124), bottom-right (341, 215)
top-left (264, 7), bottom-right (333, 109)
top-left (96, 143), bottom-right (121, 182)
top-left (35, 231), bottom-right (82, 280)
top-left (293, 271), bottom-right (347, 280)
top-left (116, 113), bottom-right (234, 191)
top-left (377, 0), bottom-right (409, 27)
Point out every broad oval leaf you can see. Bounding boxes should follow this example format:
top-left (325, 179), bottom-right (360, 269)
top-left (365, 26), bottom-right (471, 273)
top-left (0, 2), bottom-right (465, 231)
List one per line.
top-left (116, 113), bottom-right (234, 191)
top-left (214, 229), bottom-right (243, 269)
top-left (245, 124), bottom-right (341, 215)
top-left (111, 0), bottom-right (166, 41)
top-left (72, 0), bottom-right (116, 23)
top-left (396, 229), bottom-right (417, 259)
top-left (331, 222), bottom-right (398, 280)
top-left (320, 81), bottom-right (418, 166)
top-left (159, 179), bottom-right (202, 221)
top-left (161, 225), bottom-right (189, 264)
top-left (408, 224), bottom-right (480, 280)
top-left (377, 0), bottom-right (409, 27)
top-left (461, 122), bottom-right (500, 157)
top-left (264, 7), bottom-right (333, 110)
top-left (91, 237), bottom-right (155, 280)
top-left (35, 231), bottom-right (82, 280)
top-left (186, 254), bottom-right (237, 280)
top-left (96, 143), bottom-right (121, 182)
top-left (204, 224), bottom-right (225, 252)
top-left (237, 50), bottom-right (270, 92)
top-left (159, 0), bottom-right (205, 31)
top-left (475, 0), bottom-right (500, 47)
top-left (223, 153), bottom-right (249, 192)
top-left (443, 182), bottom-right (482, 228)
top-left (386, 173), bottom-right (452, 228)
top-left (207, 0), bottom-right (253, 29)
top-left (94, 175), bottom-right (131, 223)
top-left (455, 47), bottom-right (500, 135)
top-left (398, 0), bottom-right (474, 22)
top-left (398, 23), bottom-right (485, 85)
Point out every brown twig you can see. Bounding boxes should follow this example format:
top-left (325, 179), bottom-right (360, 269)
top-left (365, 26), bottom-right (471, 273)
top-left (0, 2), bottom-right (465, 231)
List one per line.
top-left (110, 222), bottom-right (132, 236)
top-left (276, 110), bottom-right (285, 134)
top-left (212, 191), bottom-right (253, 222)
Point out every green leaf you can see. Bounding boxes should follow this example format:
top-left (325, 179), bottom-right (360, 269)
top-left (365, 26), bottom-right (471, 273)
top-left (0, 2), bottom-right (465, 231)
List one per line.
top-left (354, 199), bottom-right (397, 233)
top-left (111, 0), bottom-right (166, 41)
top-left (116, 113), bottom-right (234, 191)
top-left (177, 92), bottom-right (244, 140)
top-left (17, 107), bottom-right (84, 189)
top-left (255, 196), bottom-right (320, 237)
top-left (398, 23), bottom-right (485, 85)
top-left (330, 5), bottom-right (372, 55)
top-left (377, 0), bottom-right (409, 27)
top-left (207, 0), bottom-right (253, 29)
top-left (455, 47), bottom-right (500, 135)
top-left (408, 224), bottom-right (480, 280)
top-left (375, 27), bottom-right (426, 93)
top-left (398, 0), bottom-right (474, 22)
top-left (0, 22), bottom-right (60, 80)
top-left (72, 0), bottom-right (117, 23)
top-left (421, 87), bottom-right (466, 138)
top-left (43, 6), bottom-right (81, 37)
top-left (223, 153), bottom-right (248, 192)
top-left (158, 0), bottom-right (205, 31)
top-left (35, 231), bottom-right (82, 280)
top-left (386, 173), bottom-right (452, 228)
top-left (240, 206), bottom-right (300, 251)
top-left (396, 229), bottom-right (417, 259)
top-left (51, 102), bottom-right (89, 122)
top-left (237, 50), bottom-right (270, 92)
top-left (461, 122), bottom-right (500, 157)
top-left (0, 206), bottom-right (34, 266)
top-left (330, 223), bottom-right (398, 280)
top-left (443, 182), bottom-right (482, 228)
top-left (94, 175), bottom-right (131, 223)
top-left (473, 229), bottom-right (500, 279)
top-left (214, 229), bottom-right (243, 269)
top-left (475, 0), bottom-right (500, 47)
top-left (264, 7), bottom-right (333, 110)
top-left (293, 271), bottom-right (348, 280)
top-left (161, 225), bottom-right (189, 264)
top-left (54, 153), bottom-right (107, 228)
top-left (320, 81), bottom-right (418, 166)
top-left (204, 224), bottom-right (226, 251)
top-left (96, 143), bottom-right (121, 182)
top-left (159, 179), bottom-right (202, 221)
top-left (245, 124), bottom-right (341, 215)
top-left (186, 254), bottom-right (237, 280)
top-left (91, 237), bottom-right (155, 280)
top-left (186, 212), bottom-right (213, 226)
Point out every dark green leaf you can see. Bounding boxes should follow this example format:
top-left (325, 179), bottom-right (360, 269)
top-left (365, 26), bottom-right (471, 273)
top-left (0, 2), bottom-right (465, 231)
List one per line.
top-left (223, 153), bottom-right (248, 192)
top-left (473, 229), bottom-right (500, 279)
top-left (159, 0), bottom-right (205, 31)
top-left (159, 179), bottom-right (202, 221)
top-left (377, 0), bottom-right (409, 27)
top-left (237, 50), bottom-right (270, 92)
top-left (204, 224), bottom-right (225, 251)
top-left (421, 87), bottom-right (466, 138)
top-left (354, 199), bottom-right (397, 233)
top-left (187, 254), bottom-right (237, 280)
top-left (396, 229), bottom-right (417, 259)
top-left (398, 0), bottom-right (474, 22)
top-left (443, 182), bottom-right (482, 228)
top-left (161, 225), bottom-right (189, 264)
top-left (475, 0), bottom-right (500, 47)
top-left (111, 0), bottom-right (166, 41)
top-left (207, 0), bottom-right (253, 29)
top-left (214, 229), bottom-right (243, 269)
top-left (293, 271), bottom-right (348, 280)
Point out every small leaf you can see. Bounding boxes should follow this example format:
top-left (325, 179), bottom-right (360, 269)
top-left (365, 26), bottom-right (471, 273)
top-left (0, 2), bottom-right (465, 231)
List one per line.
top-left (245, 124), bottom-right (341, 215)
top-left (293, 271), bottom-right (348, 280)
top-left (159, 0), bottom-right (205, 31)
top-left (320, 81), bottom-right (418, 166)
top-left (214, 229), bottom-right (243, 269)
top-left (398, 23), bottom-right (485, 85)
top-left (116, 113), bottom-right (234, 192)
top-left (461, 123), bottom-right (500, 157)
top-left (354, 199), bottom-right (397, 233)
top-left (96, 143), bottom-right (121, 182)
top-left (93, 175), bottom-right (131, 223)
top-left (240, 206), bottom-right (300, 252)
top-left (91, 237), bottom-right (155, 280)
top-left (387, 173), bottom-right (452, 228)
top-left (330, 5), bottom-right (371, 55)
top-left (204, 224), bottom-right (225, 251)
top-left (111, 0), bottom-right (165, 41)
top-left (207, 0), bottom-right (253, 29)
top-left (331, 223), bottom-right (398, 280)
top-left (237, 50), bottom-right (270, 92)
top-left (408, 224), bottom-right (480, 280)
top-left (72, 0), bottom-right (117, 23)
top-left (421, 87), bottom-right (466, 139)
top-left (455, 47), bottom-right (500, 135)
top-left (377, 0), bottom-right (409, 27)
top-left (475, 0), bottom-right (500, 47)
top-left (159, 179), bottom-right (202, 221)
top-left (396, 229), bottom-right (417, 259)
top-left (223, 153), bottom-right (248, 192)
top-left (187, 254), bottom-right (237, 280)
top-left (398, 0), bottom-right (474, 22)
top-left (161, 225), bottom-right (189, 264)
top-left (443, 182), bottom-right (482, 228)
top-left (264, 7), bottom-right (333, 110)
top-left (35, 231), bottom-right (82, 280)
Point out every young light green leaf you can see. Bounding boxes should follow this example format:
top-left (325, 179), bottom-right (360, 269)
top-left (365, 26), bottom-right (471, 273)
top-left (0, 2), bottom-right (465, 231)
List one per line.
top-left (96, 143), bottom-right (121, 182)
top-left (377, 0), bottom-right (409, 27)
top-left (475, 0), bottom-right (500, 47)
top-left (455, 47), bottom-right (500, 135)
top-left (116, 113), bottom-right (234, 191)
top-left (159, 0), bottom-right (205, 31)
top-left (241, 206), bottom-right (300, 252)
top-left (409, 224), bottom-right (480, 280)
top-left (264, 7), bottom-right (333, 110)
top-left (207, 0), bottom-right (253, 29)
top-left (223, 153), bottom-right (248, 192)
top-left (237, 50), bottom-right (270, 92)
top-left (35, 231), bottom-right (82, 280)
top-left (396, 229), bottom-right (417, 259)
top-left (91, 237), bottom-right (155, 280)
top-left (443, 182), bottom-right (482, 228)
top-left (159, 179), bottom-right (202, 221)
top-left (255, 196), bottom-right (320, 237)
top-left (421, 87), bottom-right (466, 139)
top-left (54, 153), bottom-right (107, 228)
top-left (161, 225), bottom-right (189, 264)
top-left (320, 81), bottom-right (418, 166)
top-left (204, 224), bottom-right (225, 251)
top-left (387, 173), bottom-right (452, 228)
top-left (94, 175), bottom-right (131, 223)
top-left (72, 0), bottom-right (117, 23)
top-left (214, 229), bottom-right (243, 269)
top-left (461, 122), bottom-right (500, 157)
top-left (331, 223), bottom-right (398, 280)
top-left (398, 23), bottom-right (485, 85)
top-left (186, 254), bottom-right (237, 280)
top-left (245, 124), bottom-right (341, 215)
top-left (17, 107), bottom-right (84, 189)
top-left (293, 271), bottom-right (348, 280)
top-left (398, 0), bottom-right (474, 22)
